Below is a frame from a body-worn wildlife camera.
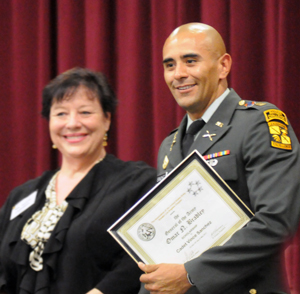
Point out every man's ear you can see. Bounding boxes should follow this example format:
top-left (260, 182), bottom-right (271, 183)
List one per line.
top-left (219, 53), bottom-right (232, 79)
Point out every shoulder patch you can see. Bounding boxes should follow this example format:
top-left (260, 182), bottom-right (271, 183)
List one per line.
top-left (264, 109), bottom-right (288, 125)
top-left (267, 121), bottom-right (292, 150)
top-left (264, 109), bottom-right (292, 151)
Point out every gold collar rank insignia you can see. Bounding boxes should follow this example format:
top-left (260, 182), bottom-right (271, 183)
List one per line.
top-left (264, 109), bottom-right (292, 150)
top-left (170, 131), bottom-right (178, 151)
top-left (164, 131), bottom-right (178, 170)
top-left (255, 102), bottom-right (266, 106)
top-left (162, 155), bottom-right (169, 170)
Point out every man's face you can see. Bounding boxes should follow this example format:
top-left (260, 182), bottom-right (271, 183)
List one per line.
top-left (163, 32), bottom-right (223, 119)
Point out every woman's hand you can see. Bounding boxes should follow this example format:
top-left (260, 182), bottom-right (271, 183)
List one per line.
top-left (86, 288), bottom-right (103, 294)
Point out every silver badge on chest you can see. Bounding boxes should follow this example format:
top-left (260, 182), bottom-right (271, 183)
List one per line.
top-left (206, 159), bottom-right (218, 167)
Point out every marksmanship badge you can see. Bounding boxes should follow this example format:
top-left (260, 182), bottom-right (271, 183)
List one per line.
top-left (137, 223), bottom-right (156, 241)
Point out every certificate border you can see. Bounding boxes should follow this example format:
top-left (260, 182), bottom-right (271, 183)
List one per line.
top-left (108, 150), bottom-right (253, 264)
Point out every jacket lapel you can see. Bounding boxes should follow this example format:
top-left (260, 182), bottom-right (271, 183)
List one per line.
top-left (165, 117), bottom-right (187, 171)
top-left (190, 90), bottom-right (241, 155)
top-left (66, 158), bottom-right (110, 213)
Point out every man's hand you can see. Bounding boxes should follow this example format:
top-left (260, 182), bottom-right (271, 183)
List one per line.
top-left (138, 262), bottom-right (192, 294)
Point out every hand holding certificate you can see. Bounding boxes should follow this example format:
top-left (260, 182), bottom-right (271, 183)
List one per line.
top-left (108, 150), bottom-right (253, 265)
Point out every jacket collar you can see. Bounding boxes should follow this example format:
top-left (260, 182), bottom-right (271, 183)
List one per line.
top-left (192, 89), bottom-right (241, 154)
top-left (164, 89), bottom-right (241, 170)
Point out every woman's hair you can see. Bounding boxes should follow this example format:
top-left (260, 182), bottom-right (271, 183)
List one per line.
top-left (42, 67), bottom-right (118, 119)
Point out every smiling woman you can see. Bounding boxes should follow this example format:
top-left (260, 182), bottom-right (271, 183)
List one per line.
top-left (43, 69), bottom-right (116, 205)
top-left (49, 87), bottom-right (111, 182)
top-left (0, 68), bottom-right (157, 294)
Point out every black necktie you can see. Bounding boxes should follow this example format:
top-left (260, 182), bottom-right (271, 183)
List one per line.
top-left (182, 119), bottom-right (205, 157)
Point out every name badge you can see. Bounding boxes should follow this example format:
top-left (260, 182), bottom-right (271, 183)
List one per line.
top-left (10, 190), bottom-right (37, 220)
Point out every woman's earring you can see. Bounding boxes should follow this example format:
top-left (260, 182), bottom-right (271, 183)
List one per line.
top-left (103, 133), bottom-right (108, 147)
top-left (52, 144), bottom-right (57, 149)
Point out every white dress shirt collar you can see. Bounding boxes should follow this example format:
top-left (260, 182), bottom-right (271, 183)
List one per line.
top-left (186, 88), bottom-right (230, 129)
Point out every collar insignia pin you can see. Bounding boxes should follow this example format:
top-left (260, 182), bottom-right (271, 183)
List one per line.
top-left (170, 131), bottom-right (178, 151)
top-left (162, 155), bottom-right (169, 170)
top-left (255, 102), bottom-right (266, 106)
top-left (202, 131), bottom-right (216, 141)
top-left (216, 121), bottom-right (224, 127)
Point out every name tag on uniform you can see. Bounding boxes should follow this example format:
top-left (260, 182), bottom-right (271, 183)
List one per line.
top-left (10, 191), bottom-right (37, 220)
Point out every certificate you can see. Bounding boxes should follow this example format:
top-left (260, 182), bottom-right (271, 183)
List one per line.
top-left (108, 150), bottom-right (253, 264)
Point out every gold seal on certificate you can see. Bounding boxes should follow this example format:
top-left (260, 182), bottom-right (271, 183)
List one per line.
top-left (137, 223), bottom-right (156, 241)
top-left (108, 150), bottom-right (253, 265)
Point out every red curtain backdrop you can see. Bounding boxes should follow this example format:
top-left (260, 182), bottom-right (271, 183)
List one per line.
top-left (0, 1), bottom-right (300, 292)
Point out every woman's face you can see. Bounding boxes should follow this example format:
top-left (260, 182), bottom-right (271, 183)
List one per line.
top-left (49, 86), bottom-right (111, 162)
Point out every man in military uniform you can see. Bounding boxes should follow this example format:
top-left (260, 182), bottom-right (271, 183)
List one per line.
top-left (138, 23), bottom-right (300, 294)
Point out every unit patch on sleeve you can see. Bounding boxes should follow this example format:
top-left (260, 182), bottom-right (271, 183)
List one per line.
top-left (264, 109), bottom-right (288, 125)
top-left (264, 109), bottom-right (292, 150)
